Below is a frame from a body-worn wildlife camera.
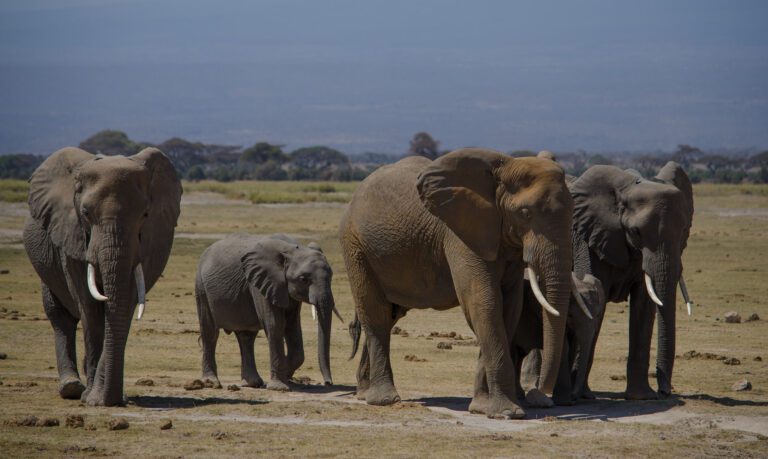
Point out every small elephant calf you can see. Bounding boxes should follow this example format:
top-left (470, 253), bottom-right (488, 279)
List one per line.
top-left (195, 233), bottom-right (342, 391)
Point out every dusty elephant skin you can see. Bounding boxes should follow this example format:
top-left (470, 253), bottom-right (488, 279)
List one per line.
top-left (340, 148), bottom-right (574, 419)
top-left (569, 162), bottom-right (694, 400)
top-left (22, 147), bottom-right (182, 406)
top-left (196, 233), bottom-right (341, 391)
top-left (515, 273), bottom-right (605, 405)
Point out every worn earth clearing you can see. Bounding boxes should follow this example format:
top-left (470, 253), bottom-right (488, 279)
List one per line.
top-left (1, 182), bottom-right (767, 457)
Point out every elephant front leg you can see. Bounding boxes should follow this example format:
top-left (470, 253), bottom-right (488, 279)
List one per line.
top-left (41, 285), bottom-right (85, 399)
top-left (284, 304), bottom-right (305, 380)
top-left (626, 284), bottom-right (657, 400)
top-left (79, 304), bottom-right (105, 402)
top-left (263, 314), bottom-right (290, 391)
top-left (355, 339), bottom-right (371, 400)
top-left (235, 331), bottom-right (263, 388)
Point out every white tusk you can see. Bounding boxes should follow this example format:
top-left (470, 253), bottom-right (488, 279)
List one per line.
top-left (526, 267), bottom-right (560, 317)
top-left (644, 273), bottom-right (664, 307)
top-left (311, 304), bottom-right (317, 321)
top-left (679, 276), bottom-right (693, 316)
top-left (571, 273), bottom-right (593, 320)
top-left (135, 264), bottom-right (146, 320)
top-left (332, 305), bottom-right (344, 322)
top-left (87, 263), bottom-right (108, 302)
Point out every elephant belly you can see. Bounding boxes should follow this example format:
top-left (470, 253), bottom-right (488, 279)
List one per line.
top-left (374, 263), bottom-right (458, 310)
top-left (209, 298), bottom-right (262, 332)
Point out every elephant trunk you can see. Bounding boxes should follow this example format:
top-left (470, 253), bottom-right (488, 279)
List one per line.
top-left (313, 289), bottom-right (335, 385)
top-left (643, 248), bottom-right (679, 397)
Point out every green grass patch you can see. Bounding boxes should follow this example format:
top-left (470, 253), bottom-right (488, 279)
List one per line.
top-left (183, 180), bottom-right (358, 204)
top-left (0, 179), bottom-right (29, 203)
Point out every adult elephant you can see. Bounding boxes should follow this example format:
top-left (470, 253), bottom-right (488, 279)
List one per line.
top-left (196, 233), bottom-right (343, 391)
top-left (569, 162), bottom-right (693, 399)
top-left (341, 148), bottom-right (574, 419)
top-left (23, 147), bottom-right (181, 406)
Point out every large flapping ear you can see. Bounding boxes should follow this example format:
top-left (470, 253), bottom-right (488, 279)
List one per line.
top-left (27, 147), bottom-right (94, 260)
top-left (416, 148), bottom-right (507, 261)
top-left (241, 238), bottom-right (298, 307)
top-left (570, 165), bottom-right (632, 268)
top-left (130, 147), bottom-right (182, 289)
top-left (655, 161), bottom-right (694, 249)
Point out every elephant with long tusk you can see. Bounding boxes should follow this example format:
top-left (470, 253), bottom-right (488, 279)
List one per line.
top-left (23, 147), bottom-right (181, 405)
top-left (195, 233), bottom-right (341, 390)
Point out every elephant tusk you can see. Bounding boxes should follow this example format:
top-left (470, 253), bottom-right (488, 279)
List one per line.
top-left (571, 273), bottom-right (593, 320)
top-left (526, 267), bottom-right (560, 317)
top-left (332, 305), bottom-right (344, 322)
top-left (311, 304), bottom-right (317, 321)
top-left (135, 263), bottom-right (146, 320)
top-left (87, 263), bottom-right (108, 302)
top-left (679, 276), bottom-right (693, 316)
top-left (644, 273), bottom-right (664, 307)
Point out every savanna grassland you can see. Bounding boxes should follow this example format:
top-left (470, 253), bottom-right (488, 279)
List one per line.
top-left (1, 181), bottom-right (767, 457)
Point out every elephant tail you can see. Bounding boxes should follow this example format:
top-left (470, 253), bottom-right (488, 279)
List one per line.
top-left (348, 313), bottom-right (361, 360)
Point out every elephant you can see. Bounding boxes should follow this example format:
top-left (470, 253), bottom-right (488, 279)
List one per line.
top-left (569, 162), bottom-right (694, 399)
top-left (514, 272), bottom-right (605, 406)
top-left (23, 147), bottom-right (181, 406)
top-left (195, 233), bottom-right (343, 391)
top-left (340, 148), bottom-right (575, 419)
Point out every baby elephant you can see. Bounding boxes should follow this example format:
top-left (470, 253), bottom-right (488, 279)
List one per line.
top-left (195, 233), bottom-right (342, 391)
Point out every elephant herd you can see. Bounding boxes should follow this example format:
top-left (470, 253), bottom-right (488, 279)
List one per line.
top-left (22, 146), bottom-right (693, 420)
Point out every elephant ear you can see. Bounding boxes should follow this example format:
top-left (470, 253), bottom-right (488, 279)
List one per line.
top-left (570, 165), bottom-right (632, 268)
top-left (655, 161), bottom-right (694, 249)
top-left (416, 148), bottom-right (507, 261)
top-left (130, 147), bottom-right (182, 290)
top-left (28, 147), bottom-right (94, 260)
top-left (241, 239), bottom-right (297, 307)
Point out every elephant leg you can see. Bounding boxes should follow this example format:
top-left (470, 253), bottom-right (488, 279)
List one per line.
top-left (261, 310), bottom-right (290, 391)
top-left (79, 302), bottom-right (105, 402)
top-left (520, 349), bottom-right (541, 394)
top-left (552, 339), bottom-right (575, 405)
top-left (284, 303), bottom-right (305, 379)
top-left (196, 289), bottom-right (221, 388)
top-left (626, 284), bottom-right (657, 400)
top-left (41, 284), bottom-right (84, 399)
top-left (580, 302), bottom-right (606, 400)
top-left (355, 336), bottom-right (371, 400)
top-left (235, 331), bottom-right (264, 388)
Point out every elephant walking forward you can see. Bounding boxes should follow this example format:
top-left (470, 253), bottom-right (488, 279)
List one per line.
top-left (340, 148), bottom-right (575, 419)
top-left (195, 234), bottom-right (342, 391)
top-left (23, 147), bottom-right (181, 406)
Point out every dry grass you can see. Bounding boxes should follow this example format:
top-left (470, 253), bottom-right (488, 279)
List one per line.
top-left (1, 182), bottom-right (767, 457)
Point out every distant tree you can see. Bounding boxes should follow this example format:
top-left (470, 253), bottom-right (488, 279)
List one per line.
top-left (0, 153), bottom-right (44, 179)
top-left (749, 150), bottom-right (768, 167)
top-left (186, 165), bottom-right (206, 181)
top-left (587, 154), bottom-right (613, 166)
top-left (240, 142), bottom-right (288, 165)
top-left (157, 137), bottom-right (208, 175)
top-left (408, 132), bottom-right (440, 159)
top-left (253, 160), bottom-right (288, 180)
top-left (671, 144), bottom-right (703, 168)
top-left (79, 130), bottom-right (142, 156)
top-left (290, 146), bottom-right (349, 172)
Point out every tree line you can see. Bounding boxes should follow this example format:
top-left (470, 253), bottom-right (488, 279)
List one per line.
top-left (1, 131), bottom-right (767, 184)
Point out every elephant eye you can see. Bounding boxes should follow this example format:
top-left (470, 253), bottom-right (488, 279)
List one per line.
top-left (298, 275), bottom-right (310, 284)
top-left (520, 208), bottom-right (531, 219)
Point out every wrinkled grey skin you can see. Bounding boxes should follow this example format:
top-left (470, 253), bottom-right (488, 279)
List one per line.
top-left (515, 273), bottom-right (605, 405)
top-left (195, 233), bottom-right (337, 391)
top-left (569, 162), bottom-right (693, 400)
top-left (23, 147), bottom-right (181, 406)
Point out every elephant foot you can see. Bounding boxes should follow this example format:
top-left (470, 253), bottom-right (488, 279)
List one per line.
top-left (84, 390), bottom-right (127, 407)
top-left (241, 377), bottom-right (265, 389)
top-left (266, 379), bottom-right (290, 392)
top-left (625, 384), bottom-right (658, 400)
top-left (487, 399), bottom-right (526, 420)
top-left (59, 378), bottom-right (85, 400)
top-left (469, 393), bottom-right (490, 415)
top-left (365, 382), bottom-right (400, 406)
top-left (202, 375), bottom-right (222, 389)
top-left (524, 388), bottom-right (554, 408)
top-left (355, 387), bottom-right (368, 400)
top-left (577, 387), bottom-right (597, 400)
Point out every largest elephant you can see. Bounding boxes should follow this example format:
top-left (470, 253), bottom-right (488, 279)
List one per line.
top-left (23, 147), bottom-right (181, 406)
top-left (569, 162), bottom-right (693, 399)
top-left (340, 148), bottom-right (574, 419)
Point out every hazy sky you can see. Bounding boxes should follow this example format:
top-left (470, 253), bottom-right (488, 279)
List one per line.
top-left (1, 0), bottom-right (766, 154)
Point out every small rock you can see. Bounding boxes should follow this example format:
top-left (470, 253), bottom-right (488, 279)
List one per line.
top-left (392, 326), bottom-right (402, 335)
top-left (160, 420), bottom-right (173, 430)
top-left (212, 430), bottom-right (228, 440)
top-left (16, 416), bottom-right (38, 427)
top-left (436, 342), bottom-right (453, 350)
top-left (745, 313), bottom-right (760, 322)
top-left (724, 357), bottom-right (741, 365)
top-left (724, 311), bottom-right (741, 323)
top-left (184, 379), bottom-right (205, 390)
top-left (227, 384), bottom-right (240, 391)
top-left (610, 374), bottom-right (627, 381)
top-left (732, 379), bottom-right (752, 391)
top-left (0, 269), bottom-right (9, 274)
top-left (754, 356), bottom-right (762, 362)
top-left (65, 415), bottom-right (84, 428)
top-left (135, 377), bottom-right (154, 386)
top-left (404, 354), bottom-right (426, 362)
top-left (107, 418), bottom-right (129, 431)
top-left (36, 417), bottom-right (59, 427)
top-left (0, 352), bottom-right (7, 359)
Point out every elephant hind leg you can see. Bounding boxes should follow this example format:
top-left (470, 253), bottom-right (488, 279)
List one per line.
top-left (41, 284), bottom-right (85, 399)
top-left (235, 331), bottom-right (263, 388)
top-left (195, 286), bottom-right (221, 388)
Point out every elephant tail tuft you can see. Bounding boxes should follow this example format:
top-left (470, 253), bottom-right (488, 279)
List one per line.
top-left (348, 313), bottom-right (361, 360)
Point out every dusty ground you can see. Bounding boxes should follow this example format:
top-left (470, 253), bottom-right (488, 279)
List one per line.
top-left (1, 182), bottom-right (767, 457)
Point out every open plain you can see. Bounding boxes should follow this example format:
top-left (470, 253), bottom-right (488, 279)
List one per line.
top-left (1, 181), bottom-right (767, 457)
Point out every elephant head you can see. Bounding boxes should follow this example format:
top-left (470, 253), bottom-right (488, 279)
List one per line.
top-left (569, 162), bottom-right (693, 395)
top-left (241, 239), bottom-right (341, 385)
top-left (27, 147), bottom-right (181, 405)
top-left (417, 148), bottom-right (574, 393)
